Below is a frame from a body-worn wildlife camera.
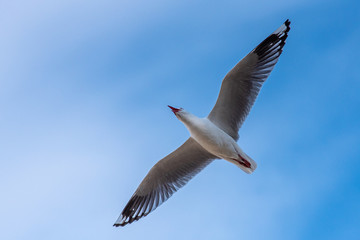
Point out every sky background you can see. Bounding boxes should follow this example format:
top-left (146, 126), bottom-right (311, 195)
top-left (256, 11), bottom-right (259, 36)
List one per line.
top-left (1, 0), bottom-right (359, 239)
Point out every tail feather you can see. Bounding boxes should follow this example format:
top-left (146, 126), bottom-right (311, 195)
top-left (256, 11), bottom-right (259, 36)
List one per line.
top-left (226, 153), bottom-right (257, 174)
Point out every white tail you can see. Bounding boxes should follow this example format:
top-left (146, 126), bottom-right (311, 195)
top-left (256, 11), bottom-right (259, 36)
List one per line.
top-left (226, 152), bottom-right (257, 174)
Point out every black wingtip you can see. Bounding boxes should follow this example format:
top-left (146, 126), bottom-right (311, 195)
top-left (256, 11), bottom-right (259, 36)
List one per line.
top-left (113, 194), bottom-right (151, 227)
top-left (253, 19), bottom-right (291, 58)
top-left (113, 219), bottom-right (128, 227)
top-left (285, 19), bottom-right (291, 27)
top-left (284, 19), bottom-right (291, 33)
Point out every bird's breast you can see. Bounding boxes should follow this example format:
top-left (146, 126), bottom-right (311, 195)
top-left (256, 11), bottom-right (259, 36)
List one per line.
top-left (186, 118), bottom-right (238, 159)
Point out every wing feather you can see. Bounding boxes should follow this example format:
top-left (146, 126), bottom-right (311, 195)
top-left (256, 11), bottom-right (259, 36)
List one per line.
top-left (208, 20), bottom-right (291, 140)
top-left (114, 138), bottom-right (216, 227)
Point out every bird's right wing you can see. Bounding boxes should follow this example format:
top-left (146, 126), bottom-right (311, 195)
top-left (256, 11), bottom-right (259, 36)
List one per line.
top-left (114, 138), bottom-right (216, 227)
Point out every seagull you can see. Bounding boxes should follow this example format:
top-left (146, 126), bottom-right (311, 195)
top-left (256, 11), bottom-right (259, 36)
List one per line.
top-left (114, 19), bottom-right (291, 227)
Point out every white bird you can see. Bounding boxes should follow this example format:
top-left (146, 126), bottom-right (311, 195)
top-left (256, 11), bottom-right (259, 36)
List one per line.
top-left (114, 19), bottom-right (291, 227)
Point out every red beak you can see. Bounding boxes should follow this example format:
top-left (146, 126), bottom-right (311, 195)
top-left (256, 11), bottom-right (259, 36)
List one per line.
top-left (168, 105), bottom-right (180, 114)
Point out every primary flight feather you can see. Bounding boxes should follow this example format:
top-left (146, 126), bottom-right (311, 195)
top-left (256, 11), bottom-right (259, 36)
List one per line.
top-left (114, 19), bottom-right (291, 227)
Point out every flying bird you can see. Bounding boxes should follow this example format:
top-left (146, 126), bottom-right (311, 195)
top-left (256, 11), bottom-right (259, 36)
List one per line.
top-left (114, 19), bottom-right (291, 227)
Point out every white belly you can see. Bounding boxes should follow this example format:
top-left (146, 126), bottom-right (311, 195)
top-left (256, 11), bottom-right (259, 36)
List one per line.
top-left (179, 113), bottom-right (257, 174)
top-left (186, 118), bottom-right (239, 159)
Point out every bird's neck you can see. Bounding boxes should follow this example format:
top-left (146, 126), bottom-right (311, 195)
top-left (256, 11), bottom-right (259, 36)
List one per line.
top-left (177, 111), bottom-right (196, 126)
top-left (178, 112), bottom-right (205, 133)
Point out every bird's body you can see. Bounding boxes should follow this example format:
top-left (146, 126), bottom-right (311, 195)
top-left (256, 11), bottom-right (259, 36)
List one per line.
top-left (177, 111), bottom-right (256, 173)
top-left (114, 19), bottom-right (291, 227)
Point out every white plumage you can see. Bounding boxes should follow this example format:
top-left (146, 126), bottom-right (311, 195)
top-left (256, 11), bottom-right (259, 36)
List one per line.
top-left (114, 19), bottom-right (291, 227)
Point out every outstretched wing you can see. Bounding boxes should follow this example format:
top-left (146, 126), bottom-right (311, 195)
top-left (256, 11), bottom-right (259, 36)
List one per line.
top-left (114, 138), bottom-right (216, 227)
top-left (208, 20), bottom-right (291, 140)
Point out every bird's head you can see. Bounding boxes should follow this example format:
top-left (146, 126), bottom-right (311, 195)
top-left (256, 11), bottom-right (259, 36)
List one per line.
top-left (168, 106), bottom-right (194, 125)
top-left (168, 105), bottom-right (184, 116)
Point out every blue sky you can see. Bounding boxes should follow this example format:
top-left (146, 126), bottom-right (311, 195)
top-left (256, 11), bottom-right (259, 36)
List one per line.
top-left (1, 0), bottom-right (359, 239)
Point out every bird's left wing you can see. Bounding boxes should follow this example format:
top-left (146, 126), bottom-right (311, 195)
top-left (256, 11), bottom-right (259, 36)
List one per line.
top-left (114, 137), bottom-right (216, 227)
top-left (208, 20), bottom-right (290, 140)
